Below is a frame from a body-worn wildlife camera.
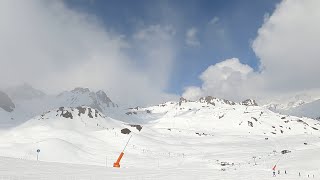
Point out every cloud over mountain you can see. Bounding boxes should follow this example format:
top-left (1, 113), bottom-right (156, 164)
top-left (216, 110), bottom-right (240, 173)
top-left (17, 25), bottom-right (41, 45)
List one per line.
top-left (183, 0), bottom-right (320, 102)
top-left (0, 0), bottom-right (178, 106)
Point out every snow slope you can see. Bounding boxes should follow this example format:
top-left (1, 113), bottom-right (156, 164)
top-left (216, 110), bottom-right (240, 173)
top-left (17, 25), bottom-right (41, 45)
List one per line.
top-left (1, 97), bottom-right (320, 179)
top-left (1, 153), bottom-right (320, 180)
top-left (126, 97), bottom-right (320, 136)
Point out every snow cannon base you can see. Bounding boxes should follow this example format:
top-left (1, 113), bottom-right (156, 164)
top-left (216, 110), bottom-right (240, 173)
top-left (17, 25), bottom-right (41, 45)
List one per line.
top-left (113, 163), bottom-right (120, 168)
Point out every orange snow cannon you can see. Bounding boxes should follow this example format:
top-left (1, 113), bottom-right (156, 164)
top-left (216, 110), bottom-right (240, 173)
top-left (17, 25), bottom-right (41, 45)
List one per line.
top-left (113, 152), bottom-right (124, 168)
top-left (113, 135), bottom-right (132, 168)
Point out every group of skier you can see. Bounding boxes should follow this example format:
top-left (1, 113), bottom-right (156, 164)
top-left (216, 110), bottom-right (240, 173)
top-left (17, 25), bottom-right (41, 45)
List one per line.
top-left (272, 169), bottom-right (286, 177)
top-left (273, 170), bottom-right (315, 178)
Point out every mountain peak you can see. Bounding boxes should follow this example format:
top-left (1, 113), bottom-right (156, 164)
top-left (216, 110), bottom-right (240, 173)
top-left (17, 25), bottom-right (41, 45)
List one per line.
top-left (241, 99), bottom-right (258, 106)
top-left (0, 91), bottom-right (15, 112)
top-left (199, 96), bottom-right (236, 106)
top-left (96, 90), bottom-right (112, 104)
top-left (71, 87), bottom-right (90, 94)
top-left (57, 88), bottom-right (117, 113)
top-left (5, 83), bottom-right (45, 101)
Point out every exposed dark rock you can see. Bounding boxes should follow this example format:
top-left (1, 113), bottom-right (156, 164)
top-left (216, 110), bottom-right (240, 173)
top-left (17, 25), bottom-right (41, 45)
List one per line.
top-left (125, 112), bottom-right (132, 115)
top-left (76, 106), bottom-right (86, 116)
top-left (220, 162), bottom-right (231, 166)
top-left (146, 110), bottom-right (152, 114)
top-left (179, 97), bottom-right (187, 106)
top-left (195, 132), bottom-right (209, 136)
top-left (121, 128), bottom-right (131, 134)
top-left (201, 96), bottom-right (215, 105)
top-left (248, 121), bottom-right (253, 127)
top-left (312, 127), bottom-right (319, 130)
top-left (88, 108), bottom-right (93, 118)
top-left (71, 87), bottom-right (90, 94)
top-left (241, 99), bottom-right (258, 106)
top-left (95, 109), bottom-right (98, 117)
top-left (222, 99), bottom-right (236, 105)
top-left (58, 107), bottom-right (73, 119)
top-left (0, 91), bottom-right (15, 112)
top-left (297, 119), bottom-right (309, 126)
top-left (281, 150), bottom-right (291, 154)
top-left (251, 117), bottom-right (258, 122)
top-left (128, 124), bottom-right (143, 131)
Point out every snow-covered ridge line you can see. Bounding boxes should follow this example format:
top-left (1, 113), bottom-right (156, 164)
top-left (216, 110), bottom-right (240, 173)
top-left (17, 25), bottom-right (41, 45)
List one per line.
top-left (127, 96), bottom-right (258, 112)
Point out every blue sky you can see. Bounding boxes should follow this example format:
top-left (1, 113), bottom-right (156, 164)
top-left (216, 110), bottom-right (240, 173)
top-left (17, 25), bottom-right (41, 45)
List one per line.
top-left (65, 0), bottom-right (279, 94)
top-left (2, 0), bottom-right (319, 105)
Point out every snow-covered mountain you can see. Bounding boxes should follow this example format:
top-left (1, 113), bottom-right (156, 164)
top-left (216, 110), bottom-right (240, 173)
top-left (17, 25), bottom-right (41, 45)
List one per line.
top-left (1, 95), bottom-right (320, 178)
top-left (125, 96), bottom-right (320, 136)
top-left (0, 90), bottom-right (15, 112)
top-left (263, 93), bottom-right (320, 119)
top-left (56, 87), bottom-right (118, 112)
top-left (262, 93), bottom-right (319, 112)
top-left (0, 106), bottom-right (142, 165)
top-left (0, 87), bottom-right (120, 128)
top-left (284, 99), bottom-right (320, 119)
top-left (5, 83), bottom-right (45, 101)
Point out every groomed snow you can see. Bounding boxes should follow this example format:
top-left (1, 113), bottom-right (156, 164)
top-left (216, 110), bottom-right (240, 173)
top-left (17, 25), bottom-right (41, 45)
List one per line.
top-left (1, 100), bottom-right (320, 179)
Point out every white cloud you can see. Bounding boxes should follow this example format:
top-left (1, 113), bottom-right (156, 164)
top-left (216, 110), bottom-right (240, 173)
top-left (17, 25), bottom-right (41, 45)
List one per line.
top-left (252, 0), bottom-right (320, 93)
top-left (208, 16), bottom-right (219, 25)
top-left (185, 27), bottom-right (200, 47)
top-left (183, 0), bottom-right (320, 102)
top-left (0, 0), bottom-right (178, 106)
top-left (183, 58), bottom-right (261, 101)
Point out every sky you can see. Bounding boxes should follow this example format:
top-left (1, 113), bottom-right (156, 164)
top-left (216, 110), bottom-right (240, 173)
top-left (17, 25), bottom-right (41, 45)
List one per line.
top-left (1, 0), bottom-right (320, 106)
top-left (65, 0), bottom-right (279, 93)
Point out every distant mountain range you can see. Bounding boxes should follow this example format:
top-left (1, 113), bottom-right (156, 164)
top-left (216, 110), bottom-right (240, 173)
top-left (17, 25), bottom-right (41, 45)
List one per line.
top-left (0, 84), bottom-right (118, 127)
top-left (1, 83), bottom-right (320, 130)
top-left (1, 85), bottom-right (320, 168)
top-left (263, 93), bottom-right (320, 119)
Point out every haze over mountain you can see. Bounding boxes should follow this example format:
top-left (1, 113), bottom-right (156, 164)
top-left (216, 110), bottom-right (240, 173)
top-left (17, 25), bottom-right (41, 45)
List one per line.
top-left (5, 83), bottom-right (45, 101)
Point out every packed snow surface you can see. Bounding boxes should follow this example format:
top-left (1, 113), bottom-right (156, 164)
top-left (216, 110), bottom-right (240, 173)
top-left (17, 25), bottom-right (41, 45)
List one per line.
top-left (1, 98), bottom-right (320, 179)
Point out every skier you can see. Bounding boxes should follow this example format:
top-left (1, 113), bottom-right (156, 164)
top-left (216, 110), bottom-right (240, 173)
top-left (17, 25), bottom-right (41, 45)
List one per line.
top-left (278, 170), bottom-right (280, 174)
top-left (273, 171), bottom-right (276, 177)
top-left (285, 170), bottom-right (287, 174)
top-left (299, 172), bottom-right (301, 176)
